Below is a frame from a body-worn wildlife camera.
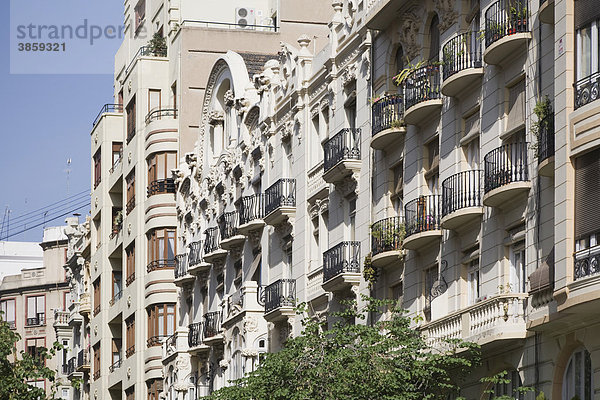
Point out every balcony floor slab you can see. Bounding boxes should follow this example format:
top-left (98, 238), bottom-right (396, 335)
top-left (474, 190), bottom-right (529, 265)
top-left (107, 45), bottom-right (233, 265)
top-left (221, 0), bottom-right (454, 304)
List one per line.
top-left (323, 160), bottom-right (361, 184)
top-left (440, 207), bottom-right (484, 230)
top-left (264, 207), bottom-right (295, 226)
top-left (370, 127), bottom-right (406, 150)
top-left (238, 220), bottom-right (265, 235)
top-left (538, 156), bottom-right (555, 177)
top-left (483, 181), bottom-right (531, 207)
top-left (371, 250), bottom-right (404, 269)
top-left (441, 68), bottom-right (484, 97)
top-left (220, 235), bottom-right (246, 250)
top-left (322, 272), bottom-right (361, 293)
top-left (403, 230), bottom-right (442, 251)
top-left (483, 32), bottom-right (531, 65)
top-left (404, 99), bottom-right (443, 126)
top-left (264, 306), bottom-right (295, 323)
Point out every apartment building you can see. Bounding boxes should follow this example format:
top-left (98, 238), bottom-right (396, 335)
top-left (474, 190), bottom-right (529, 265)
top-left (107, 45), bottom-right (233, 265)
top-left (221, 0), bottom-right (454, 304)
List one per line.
top-left (166, 0), bottom-right (600, 398)
top-left (0, 240), bottom-right (43, 283)
top-left (54, 217), bottom-right (92, 400)
top-left (89, 1), bottom-right (331, 400)
top-left (0, 226), bottom-right (72, 399)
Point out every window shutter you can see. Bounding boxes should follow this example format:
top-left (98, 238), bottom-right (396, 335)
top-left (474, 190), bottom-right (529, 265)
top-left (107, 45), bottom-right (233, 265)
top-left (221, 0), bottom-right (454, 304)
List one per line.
top-left (575, 0), bottom-right (600, 30)
top-left (575, 148), bottom-right (600, 239)
top-left (506, 80), bottom-right (525, 133)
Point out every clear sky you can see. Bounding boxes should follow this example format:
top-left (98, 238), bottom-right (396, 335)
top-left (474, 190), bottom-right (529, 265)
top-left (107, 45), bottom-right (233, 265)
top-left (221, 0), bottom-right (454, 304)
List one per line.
top-left (0, 1), bottom-right (124, 242)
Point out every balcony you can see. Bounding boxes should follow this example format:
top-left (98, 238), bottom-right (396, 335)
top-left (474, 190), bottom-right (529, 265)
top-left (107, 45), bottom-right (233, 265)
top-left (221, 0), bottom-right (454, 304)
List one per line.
top-left (264, 279), bottom-right (296, 322)
top-left (483, 0), bottom-right (531, 65)
top-left (370, 217), bottom-right (405, 268)
top-left (125, 45), bottom-right (167, 77)
top-left (323, 128), bottom-right (361, 183)
top-left (66, 357), bottom-right (77, 377)
top-left (203, 227), bottom-right (227, 263)
top-left (188, 241), bottom-right (211, 275)
top-left (92, 104), bottom-right (123, 128)
top-left (307, 162), bottom-right (328, 200)
top-left (76, 349), bottom-right (90, 371)
top-left (422, 293), bottom-right (527, 348)
top-left (126, 273), bottom-right (135, 287)
top-left (79, 293), bottom-right (91, 315)
top-left (371, 95), bottom-right (405, 150)
top-left (538, 0), bottom-right (554, 24)
top-left (238, 194), bottom-right (266, 234)
top-left (441, 31), bottom-right (483, 97)
top-left (147, 178), bottom-right (176, 197)
top-left (322, 242), bottom-right (361, 293)
top-left (126, 196), bottom-right (135, 215)
top-left (53, 310), bottom-right (69, 328)
top-left (537, 114), bottom-right (555, 177)
top-left (146, 258), bottom-right (175, 273)
top-left (441, 170), bottom-right (483, 230)
top-left (174, 254), bottom-right (194, 286)
top-left (403, 195), bottom-right (442, 250)
top-left (574, 71), bottom-right (600, 110)
top-left (26, 313), bottom-right (45, 327)
top-left (218, 211), bottom-right (245, 249)
top-left (483, 142), bottom-right (530, 207)
top-left (109, 290), bottom-right (122, 306)
top-left (145, 108), bottom-right (177, 125)
top-left (574, 244), bottom-right (600, 281)
top-left (126, 345), bottom-right (135, 358)
top-left (108, 358), bottom-right (122, 373)
top-left (403, 65), bottom-right (442, 126)
top-left (203, 311), bottom-right (223, 345)
top-left (264, 179), bottom-right (296, 226)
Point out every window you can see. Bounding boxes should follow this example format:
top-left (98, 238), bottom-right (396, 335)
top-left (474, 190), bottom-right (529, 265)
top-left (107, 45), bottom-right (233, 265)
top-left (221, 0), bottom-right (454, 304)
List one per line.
top-left (424, 266), bottom-right (437, 310)
top-left (575, 148), bottom-right (600, 251)
top-left (148, 379), bottom-right (163, 400)
top-left (563, 348), bottom-right (592, 400)
top-left (134, 0), bottom-right (146, 32)
top-left (467, 260), bottom-right (480, 305)
top-left (464, 137), bottom-right (480, 170)
top-left (28, 380), bottom-right (45, 390)
top-left (322, 106), bottom-right (330, 139)
top-left (428, 14), bottom-right (440, 62)
top-left (112, 338), bottom-right (122, 365)
top-left (126, 96), bottom-right (136, 143)
top-left (26, 337), bottom-right (45, 362)
top-left (147, 152), bottom-right (177, 195)
top-left (0, 298), bottom-right (16, 328)
top-left (506, 79), bottom-right (525, 133)
top-left (126, 170), bottom-right (135, 214)
top-left (93, 149), bottom-right (101, 189)
top-left (426, 139), bottom-right (440, 171)
top-left (344, 93), bottom-right (357, 130)
top-left (126, 244), bottom-right (136, 286)
top-left (126, 387), bottom-right (135, 400)
top-left (93, 279), bottom-right (100, 316)
top-left (488, 370), bottom-right (523, 400)
top-left (391, 162), bottom-right (404, 217)
top-left (147, 228), bottom-right (176, 270)
top-left (147, 304), bottom-right (175, 346)
top-left (94, 216), bottom-right (101, 249)
top-left (394, 46), bottom-right (404, 76)
top-left (348, 197), bottom-right (357, 242)
top-left (310, 113), bottom-right (320, 167)
top-left (93, 345), bottom-right (100, 380)
top-left (575, 0), bottom-right (600, 83)
top-left (126, 316), bottom-right (135, 358)
top-left (510, 243), bottom-right (526, 293)
top-left (61, 339), bottom-right (69, 374)
top-left (112, 142), bottom-right (123, 169)
top-left (389, 282), bottom-right (403, 310)
top-left (63, 291), bottom-right (72, 311)
top-left (26, 295), bottom-right (45, 326)
top-left (112, 271), bottom-right (122, 300)
top-left (148, 89), bottom-right (161, 114)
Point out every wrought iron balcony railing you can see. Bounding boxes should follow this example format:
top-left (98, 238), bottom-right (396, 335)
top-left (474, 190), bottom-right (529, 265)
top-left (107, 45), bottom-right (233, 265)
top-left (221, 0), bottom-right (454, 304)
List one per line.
top-left (125, 45), bottom-right (167, 76)
top-left (126, 196), bottom-right (135, 215)
top-left (92, 104), bottom-right (123, 127)
top-left (239, 193), bottom-right (265, 225)
top-left (126, 345), bottom-right (135, 358)
top-left (265, 179), bottom-right (296, 215)
top-left (145, 108), bottom-right (178, 125)
top-left (574, 244), bottom-right (600, 280)
top-left (405, 195), bottom-right (441, 237)
top-left (203, 311), bottom-right (221, 339)
top-left (218, 211), bottom-right (240, 240)
top-left (147, 178), bottom-right (176, 196)
top-left (188, 322), bottom-right (203, 347)
top-left (67, 357), bottom-right (76, 375)
top-left (188, 241), bottom-right (203, 266)
top-left (26, 313), bottom-right (45, 326)
top-left (175, 254), bottom-right (189, 279)
top-left (109, 290), bottom-right (123, 306)
top-left (146, 258), bottom-right (176, 273)
top-left (203, 227), bottom-right (220, 255)
top-left (574, 71), bottom-right (600, 110)
top-left (147, 335), bottom-right (169, 347)
top-left (484, 0), bottom-right (529, 48)
top-left (77, 349), bottom-right (90, 368)
top-left (537, 114), bottom-right (555, 162)
top-left (404, 65), bottom-right (441, 110)
top-left (442, 31), bottom-right (483, 80)
top-left (109, 358), bottom-right (122, 373)
top-left (264, 279), bottom-right (296, 313)
top-left (441, 170), bottom-right (483, 217)
top-left (323, 241), bottom-right (361, 282)
top-left (372, 95), bottom-right (404, 136)
top-left (323, 128), bottom-right (361, 173)
top-left (483, 142), bottom-right (529, 193)
top-left (371, 216), bottom-right (405, 256)
top-left (126, 273), bottom-right (135, 286)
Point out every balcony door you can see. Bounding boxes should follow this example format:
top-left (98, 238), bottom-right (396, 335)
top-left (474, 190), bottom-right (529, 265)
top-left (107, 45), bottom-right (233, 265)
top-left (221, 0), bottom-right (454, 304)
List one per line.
top-left (510, 243), bottom-right (526, 293)
top-left (148, 89), bottom-right (161, 114)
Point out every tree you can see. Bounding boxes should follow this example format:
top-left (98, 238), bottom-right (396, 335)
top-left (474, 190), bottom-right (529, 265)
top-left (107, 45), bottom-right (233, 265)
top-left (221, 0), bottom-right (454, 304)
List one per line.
top-left (0, 318), bottom-right (62, 400)
top-left (204, 297), bottom-right (481, 400)
top-left (147, 32), bottom-right (167, 57)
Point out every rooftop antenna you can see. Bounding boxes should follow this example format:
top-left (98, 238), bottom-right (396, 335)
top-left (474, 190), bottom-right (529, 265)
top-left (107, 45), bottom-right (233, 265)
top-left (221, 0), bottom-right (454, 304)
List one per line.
top-left (0, 207), bottom-right (8, 240)
top-left (65, 158), bottom-right (72, 195)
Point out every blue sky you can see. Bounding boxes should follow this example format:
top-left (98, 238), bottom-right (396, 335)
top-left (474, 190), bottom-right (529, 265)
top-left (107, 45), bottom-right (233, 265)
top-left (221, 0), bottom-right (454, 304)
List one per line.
top-left (0, 1), bottom-right (123, 242)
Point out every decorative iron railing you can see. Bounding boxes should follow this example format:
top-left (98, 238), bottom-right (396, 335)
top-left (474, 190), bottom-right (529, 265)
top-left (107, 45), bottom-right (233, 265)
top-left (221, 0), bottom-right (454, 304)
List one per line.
top-left (218, 211), bottom-right (240, 240)
top-left (265, 179), bottom-right (296, 215)
top-left (67, 357), bottom-right (76, 375)
top-left (537, 114), bottom-right (555, 162)
top-left (147, 335), bottom-right (168, 347)
top-left (26, 313), bottom-right (45, 326)
top-left (109, 358), bottom-right (122, 373)
top-left (239, 194), bottom-right (265, 225)
top-left (109, 290), bottom-right (122, 306)
top-left (574, 71), bottom-right (600, 109)
top-left (145, 108), bottom-right (178, 124)
top-left (405, 195), bottom-right (441, 237)
top-left (441, 170), bottom-right (483, 217)
top-left (147, 178), bottom-right (176, 196)
top-left (126, 273), bottom-right (135, 286)
top-left (404, 65), bottom-right (442, 110)
top-left (483, 142), bottom-right (529, 193)
top-left (125, 46), bottom-right (167, 76)
top-left (323, 128), bottom-right (361, 173)
top-left (203, 311), bottom-right (221, 339)
top-left (574, 244), bottom-right (600, 280)
top-left (323, 241), bottom-right (361, 282)
top-left (371, 216), bottom-right (405, 256)
top-left (126, 196), bottom-right (135, 215)
top-left (146, 258), bottom-right (176, 273)
top-left (484, 0), bottom-right (529, 48)
top-left (203, 227), bottom-right (220, 255)
top-left (264, 279), bottom-right (296, 313)
top-left (77, 349), bottom-right (90, 368)
top-left (188, 322), bottom-right (203, 347)
top-left (188, 241), bottom-right (203, 266)
top-left (372, 95), bottom-right (404, 135)
top-left (175, 254), bottom-right (188, 279)
top-left (92, 104), bottom-right (123, 127)
top-left (442, 31), bottom-right (483, 80)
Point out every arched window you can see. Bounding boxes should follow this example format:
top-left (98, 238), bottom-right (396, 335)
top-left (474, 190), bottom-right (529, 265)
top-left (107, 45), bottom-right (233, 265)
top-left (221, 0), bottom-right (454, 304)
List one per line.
top-left (564, 348), bottom-right (592, 400)
top-left (487, 370), bottom-right (523, 400)
top-left (395, 46), bottom-right (404, 74)
top-left (428, 14), bottom-right (440, 62)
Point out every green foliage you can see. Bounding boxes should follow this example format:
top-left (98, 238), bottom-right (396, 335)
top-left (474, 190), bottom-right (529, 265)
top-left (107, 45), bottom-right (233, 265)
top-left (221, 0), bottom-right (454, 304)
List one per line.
top-left (530, 96), bottom-right (553, 157)
top-left (393, 58), bottom-right (426, 86)
top-left (148, 32), bottom-right (167, 56)
top-left (0, 318), bottom-right (62, 400)
top-left (363, 253), bottom-right (378, 289)
top-left (204, 297), bottom-right (481, 400)
top-left (480, 370), bottom-right (535, 400)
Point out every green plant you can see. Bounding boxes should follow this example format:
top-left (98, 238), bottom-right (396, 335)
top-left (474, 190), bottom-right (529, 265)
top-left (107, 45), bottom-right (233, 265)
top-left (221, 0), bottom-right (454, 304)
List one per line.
top-left (391, 119), bottom-right (405, 129)
top-left (393, 58), bottom-right (426, 86)
top-left (480, 370), bottom-right (535, 400)
top-left (148, 32), bottom-right (167, 56)
top-left (510, 3), bottom-right (528, 21)
top-left (530, 96), bottom-right (553, 157)
top-left (371, 222), bottom-right (405, 249)
top-left (363, 253), bottom-right (378, 289)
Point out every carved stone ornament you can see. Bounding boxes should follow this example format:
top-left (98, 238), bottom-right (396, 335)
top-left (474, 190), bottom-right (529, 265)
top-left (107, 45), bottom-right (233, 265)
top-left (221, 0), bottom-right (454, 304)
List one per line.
top-left (242, 348), bottom-right (259, 358)
top-left (398, 11), bottom-right (422, 61)
top-left (224, 90), bottom-right (235, 107)
top-left (230, 245), bottom-right (243, 261)
top-left (174, 383), bottom-right (189, 392)
top-left (208, 110), bottom-right (224, 125)
top-left (336, 172), bottom-right (359, 197)
top-left (243, 316), bottom-right (258, 333)
top-left (247, 228), bottom-right (262, 249)
top-left (341, 63), bottom-right (357, 86)
top-left (433, 0), bottom-right (458, 32)
top-left (219, 359), bottom-right (229, 369)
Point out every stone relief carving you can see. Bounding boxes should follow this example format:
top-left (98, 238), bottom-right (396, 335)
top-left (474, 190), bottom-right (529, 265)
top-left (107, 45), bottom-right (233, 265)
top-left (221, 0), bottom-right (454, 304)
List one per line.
top-left (398, 11), bottom-right (422, 61)
top-left (336, 172), bottom-right (359, 197)
top-left (341, 62), bottom-right (357, 86)
top-left (208, 110), bottom-right (224, 125)
top-left (223, 90), bottom-right (235, 107)
top-left (243, 316), bottom-right (258, 333)
top-left (433, 0), bottom-right (458, 32)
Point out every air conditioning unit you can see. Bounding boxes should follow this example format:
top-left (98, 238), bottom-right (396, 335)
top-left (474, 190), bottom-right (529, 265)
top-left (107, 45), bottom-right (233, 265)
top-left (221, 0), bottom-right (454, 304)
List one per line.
top-left (236, 7), bottom-right (256, 29)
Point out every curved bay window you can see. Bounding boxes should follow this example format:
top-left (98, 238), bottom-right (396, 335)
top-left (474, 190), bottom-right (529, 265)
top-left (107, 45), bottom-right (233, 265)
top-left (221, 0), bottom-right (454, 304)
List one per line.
top-left (147, 304), bottom-right (175, 347)
top-left (147, 228), bottom-right (176, 272)
top-left (563, 348), bottom-right (592, 400)
top-left (574, 1), bottom-right (600, 109)
top-left (147, 152), bottom-right (176, 196)
top-left (147, 378), bottom-right (163, 400)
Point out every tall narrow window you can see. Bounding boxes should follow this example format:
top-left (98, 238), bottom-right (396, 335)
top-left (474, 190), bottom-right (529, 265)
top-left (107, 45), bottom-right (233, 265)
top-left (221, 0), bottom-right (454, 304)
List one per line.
top-left (93, 149), bottom-right (101, 189)
top-left (148, 89), bottom-right (161, 114)
top-left (348, 197), bottom-right (357, 242)
top-left (26, 337), bottom-right (45, 362)
top-left (467, 260), bottom-right (480, 305)
top-left (112, 142), bottom-right (123, 169)
top-left (171, 83), bottom-right (177, 111)
top-left (428, 14), bottom-right (440, 62)
top-left (134, 0), bottom-right (146, 32)
top-left (147, 304), bottom-right (176, 346)
top-left (0, 299), bottom-right (16, 329)
top-left (574, 148), bottom-right (600, 264)
top-left (147, 379), bottom-right (163, 400)
top-left (126, 244), bottom-right (136, 286)
top-left (148, 152), bottom-right (177, 195)
top-left (126, 316), bottom-right (135, 358)
top-left (424, 266), bottom-right (437, 316)
top-left (112, 272), bottom-right (122, 300)
top-left (510, 243), bottom-right (526, 293)
top-left (93, 279), bottom-right (100, 316)
top-left (126, 96), bottom-right (136, 143)
top-left (126, 387), bottom-right (135, 400)
top-left (311, 113), bottom-right (320, 167)
top-left (126, 170), bottom-right (135, 214)
top-left (26, 295), bottom-right (45, 326)
top-left (112, 338), bottom-right (122, 366)
top-left (147, 228), bottom-right (176, 271)
top-left (391, 162), bottom-right (404, 217)
top-left (93, 344), bottom-right (100, 380)
top-left (563, 348), bottom-right (592, 400)
top-left (394, 46), bottom-right (404, 75)
top-left (506, 79), bottom-right (526, 133)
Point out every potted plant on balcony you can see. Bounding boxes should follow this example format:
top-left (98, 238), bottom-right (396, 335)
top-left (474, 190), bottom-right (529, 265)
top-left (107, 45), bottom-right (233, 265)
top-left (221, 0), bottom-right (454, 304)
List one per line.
top-left (509, 2), bottom-right (527, 33)
top-left (112, 211), bottom-right (123, 234)
top-left (363, 253), bottom-right (378, 289)
top-left (148, 32), bottom-right (167, 57)
top-left (371, 222), bottom-right (405, 251)
top-left (530, 96), bottom-right (553, 159)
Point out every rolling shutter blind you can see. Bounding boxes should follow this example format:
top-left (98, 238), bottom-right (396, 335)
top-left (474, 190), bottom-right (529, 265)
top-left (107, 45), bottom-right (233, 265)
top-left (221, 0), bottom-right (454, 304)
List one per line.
top-left (575, 0), bottom-right (600, 30)
top-left (575, 148), bottom-right (600, 239)
top-left (506, 80), bottom-right (525, 133)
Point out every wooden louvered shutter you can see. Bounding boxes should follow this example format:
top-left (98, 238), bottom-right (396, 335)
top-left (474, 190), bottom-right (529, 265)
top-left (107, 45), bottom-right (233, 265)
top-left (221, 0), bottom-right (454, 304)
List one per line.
top-left (575, 0), bottom-right (600, 30)
top-left (575, 148), bottom-right (600, 240)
